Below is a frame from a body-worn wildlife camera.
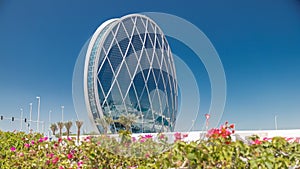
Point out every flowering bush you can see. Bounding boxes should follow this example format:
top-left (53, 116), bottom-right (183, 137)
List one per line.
top-left (206, 121), bottom-right (235, 143)
top-left (1, 122), bottom-right (300, 168)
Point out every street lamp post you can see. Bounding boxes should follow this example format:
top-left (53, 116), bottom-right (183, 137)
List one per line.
top-left (205, 114), bottom-right (210, 131)
top-left (29, 103), bottom-right (32, 131)
top-left (275, 115), bottom-right (278, 130)
top-left (36, 96), bottom-right (40, 132)
top-left (141, 113), bottom-right (144, 133)
top-left (61, 106), bottom-right (64, 122)
top-left (49, 110), bottom-right (51, 126)
top-left (191, 120), bottom-right (195, 131)
top-left (20, 108), bottom-right (23, 131)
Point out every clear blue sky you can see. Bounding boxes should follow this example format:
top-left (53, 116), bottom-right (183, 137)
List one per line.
top-left (1, 0), bottom-right (300, 133)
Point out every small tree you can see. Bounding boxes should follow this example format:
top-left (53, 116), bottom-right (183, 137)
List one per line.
top-left (75, 120), bottom-right (83, 143)
top-left (64, 121), bottom-right (73, 138)
top-left (57, 122), bottom-right (64, 138)
top-left (50, 123), bottom-right (58, 136)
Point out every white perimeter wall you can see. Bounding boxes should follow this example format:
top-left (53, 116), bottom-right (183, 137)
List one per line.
top-left (64, 129), bottom-right (300, 143)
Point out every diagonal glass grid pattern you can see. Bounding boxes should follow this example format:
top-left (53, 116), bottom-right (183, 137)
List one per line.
top-left (85, 14), bottom-right (177, 133)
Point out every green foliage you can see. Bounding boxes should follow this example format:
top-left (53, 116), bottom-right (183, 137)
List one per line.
top-left (1, 122), bottom-right (300, 168)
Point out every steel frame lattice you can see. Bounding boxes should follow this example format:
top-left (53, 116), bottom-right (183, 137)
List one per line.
top-left (84, 14), bottom-right (178, 133)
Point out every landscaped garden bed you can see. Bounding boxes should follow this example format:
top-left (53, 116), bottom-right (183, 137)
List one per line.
top-left (1, 122), bottom-right (300, 168)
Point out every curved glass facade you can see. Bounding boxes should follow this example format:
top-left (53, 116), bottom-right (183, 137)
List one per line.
top-left (84, 14), bottom-right (177, 133)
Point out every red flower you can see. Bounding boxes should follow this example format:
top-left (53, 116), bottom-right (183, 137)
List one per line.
top-left (182, 133), bottom-right (188, 138)
top-left (229, 124), bottom-right (235, 129)
top-left (67, 153), bottom-right (73, 159)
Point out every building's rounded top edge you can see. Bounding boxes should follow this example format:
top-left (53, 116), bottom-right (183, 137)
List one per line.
top-left (119, 13), bottom-right (149, 20)
top-left (92, 18), bottom-right (118, 37)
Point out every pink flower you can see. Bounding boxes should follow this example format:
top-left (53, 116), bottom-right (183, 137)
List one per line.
top-left (252, 139), bottom-right (262, 145)
top-left (67, 153), bottom-right (73, 159)
top-left (10, 146), bottom-right (16, 152)
top-left (59, 166), bottom-right (64, 169)
top-left (24, 143), bottom-right (30, 148)
top-left (140, 138), bottom-right (146, 143)
top-left (52, 157), bottom-right (59, 164)
top-left (263, 137), bottom-right (271, 141)
top-left (31, 140), bottom-right (35, 145)
top-left (159, 134), bottom-right (165, 139)
top-left (182, 133), bottom-right (188, 138)
top-left (58, 138), bottom-right (62, 142)
top-left (18, 152), bottom-right (24, 157)
top-left (145, 153), bottom-right (150, 158)
top-left (38, 138), bottom-right (43, 143)
top-left (132, 137), bottom-right (136, 142)
top-left (144, 134), bottom-right (153, 139)
top-left (47, 153), bottom-right (54, 158)
top-left (43, 137), bottom-right (48, 141)
top-left (67, 137), bottom-right (72, 141)
top-left (84, 136), bottom-right (91, 142)
top-left (77, 160), bottom-right (83, 167)
top-left (174, 132), bottom-right (182, 142)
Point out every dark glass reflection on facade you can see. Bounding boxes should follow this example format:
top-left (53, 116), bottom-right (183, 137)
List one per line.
top-left (84, 14), bottom-right (178, 133)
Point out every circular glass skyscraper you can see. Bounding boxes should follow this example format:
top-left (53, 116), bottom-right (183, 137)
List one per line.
top-left (82, 14), bottom-right (177, 133)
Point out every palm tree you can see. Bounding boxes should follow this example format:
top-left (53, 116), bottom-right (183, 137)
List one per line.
top-left (118, 113), bottom-right (137, 132)
top-left (75, 120), bottom-right (83, 143)
top-left (64, 121), bottom-right (73, 138)
top-left (95, 115), bottom-right (116, 134)
top-left (105, 116), bottom-right (115, 133)
top-left (96, 118), bottom-right (109, 134)
top-left (50, 123), bottom-right (58, 136)
top-left (57, 122), bottom-right (64, 138)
